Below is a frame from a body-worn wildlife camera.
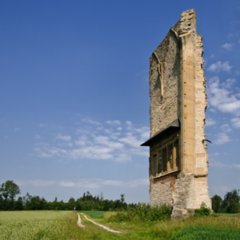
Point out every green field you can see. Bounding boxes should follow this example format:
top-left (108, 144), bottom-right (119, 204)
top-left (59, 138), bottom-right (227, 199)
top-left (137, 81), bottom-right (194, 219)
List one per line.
top-left (0, 211), bottom-right (240, 240)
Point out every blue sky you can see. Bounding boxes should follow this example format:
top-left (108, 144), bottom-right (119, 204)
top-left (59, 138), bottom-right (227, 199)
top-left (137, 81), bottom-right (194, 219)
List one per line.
top-left (0, 0), bottom-right (240, 202)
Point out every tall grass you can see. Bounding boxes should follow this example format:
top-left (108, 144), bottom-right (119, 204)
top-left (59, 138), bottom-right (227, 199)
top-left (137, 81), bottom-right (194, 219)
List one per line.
top-left (108, 204), bottom-right (172, 222)
top-left (0, 211), bottom-right (81, 240)
top-left (172, 226), bottom-right (240, 240)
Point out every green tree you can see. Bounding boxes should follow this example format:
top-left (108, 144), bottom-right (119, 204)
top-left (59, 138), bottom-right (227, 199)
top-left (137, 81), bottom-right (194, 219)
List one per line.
top-left (15, 197), bottom-right (24, 210)
top-left (222, 190), bottom-right (240, 213)
top-left (68, 197), bottom-right (76, 210)
top-left (120, 194), bottom-right (125, 203)
top-left (0, 180), bottom-right (20, 201)
top-left (211, 195), bottom-right (223, 213)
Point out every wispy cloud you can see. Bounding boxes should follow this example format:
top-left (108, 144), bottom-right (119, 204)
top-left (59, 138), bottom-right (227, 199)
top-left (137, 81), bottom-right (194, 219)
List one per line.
top-left (209, 160), bottom-right (240, 169)
top-left (231, 117), bottom-right (240, 128)
top-left (220, 123), bottom-right (232, 133)
top-left (207, 76), bottom-right (240, 145)
top-left (212, 123), bottom-right (232, 145)
top-left (207, 76), bottom-right (240, 113)
top-left (17, 178), bottom-right (148, 189)
top-left (56, 134), bottom-right (72, 142)
top-left (34, 119), bottom-right (149, 162)
top-left (214, 132), bottom-right (230, 145)
top-left (206, 117), bottom-right (216, 127)
top-left (225, 78), bottom-right (236, 89)
top-left (221, 42), bottom-right (234, 50)
top-left (208, 61), bottom-right (232, 73)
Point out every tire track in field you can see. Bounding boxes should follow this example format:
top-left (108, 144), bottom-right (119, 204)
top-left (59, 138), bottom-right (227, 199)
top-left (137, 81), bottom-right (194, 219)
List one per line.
top-left (79, 213), bottom-right (121, 233)
top-left (76, 213), bottom-right (85, 228)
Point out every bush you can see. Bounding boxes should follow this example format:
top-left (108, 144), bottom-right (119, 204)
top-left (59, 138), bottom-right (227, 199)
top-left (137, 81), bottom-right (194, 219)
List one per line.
top-left (194, 203), bottom-right (211, 216)
top-left (108, 203), bottom-right (172, 222)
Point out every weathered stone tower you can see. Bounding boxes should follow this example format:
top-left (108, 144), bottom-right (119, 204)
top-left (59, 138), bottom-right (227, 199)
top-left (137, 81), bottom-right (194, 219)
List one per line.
top-left (142, 9), bottom-right (211, 218)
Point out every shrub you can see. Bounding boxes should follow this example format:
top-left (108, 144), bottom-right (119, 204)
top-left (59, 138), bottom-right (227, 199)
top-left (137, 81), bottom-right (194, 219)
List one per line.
top-left (194, 203), bottom-right (211, 216)
top-left (108, 203), bottom-right (172, 222)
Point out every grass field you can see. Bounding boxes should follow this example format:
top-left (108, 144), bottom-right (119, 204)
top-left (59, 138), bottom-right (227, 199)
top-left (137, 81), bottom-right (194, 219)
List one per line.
top-left (0, 211), bottom-right (240, 240)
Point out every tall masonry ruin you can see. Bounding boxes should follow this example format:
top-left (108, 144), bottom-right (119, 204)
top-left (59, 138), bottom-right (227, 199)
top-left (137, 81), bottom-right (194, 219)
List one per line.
top-left (142, 9), bottom-right (211, 218)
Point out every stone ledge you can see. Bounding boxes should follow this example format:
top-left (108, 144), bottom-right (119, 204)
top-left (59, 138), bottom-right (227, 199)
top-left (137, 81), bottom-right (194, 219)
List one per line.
top-left (152, 169), bottom-right (180, 180)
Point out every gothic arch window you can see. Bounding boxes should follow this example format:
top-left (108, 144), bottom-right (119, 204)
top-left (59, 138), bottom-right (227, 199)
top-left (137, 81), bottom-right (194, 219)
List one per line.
top-left (151, 53), bottom-right (164, 102)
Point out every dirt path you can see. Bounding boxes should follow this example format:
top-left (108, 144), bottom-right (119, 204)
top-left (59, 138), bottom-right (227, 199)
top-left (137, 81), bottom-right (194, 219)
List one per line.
top-left (79, 213), bottom-right (121, 234)
top-left (76, 213), bottom-right (85, 228)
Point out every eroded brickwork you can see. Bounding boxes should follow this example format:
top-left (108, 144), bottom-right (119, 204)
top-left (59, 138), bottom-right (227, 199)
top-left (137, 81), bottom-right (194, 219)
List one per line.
top-left (143, 9), bottom-right (211, 218)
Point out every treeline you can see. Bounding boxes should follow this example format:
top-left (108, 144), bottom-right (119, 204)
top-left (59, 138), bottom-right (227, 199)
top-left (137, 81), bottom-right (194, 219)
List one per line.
top-left (212, 190), bottom-right (240, 213)
top-left (1, 180), bottom-right (240, 213)
top-left (0, 180), bottom-right (127, 211)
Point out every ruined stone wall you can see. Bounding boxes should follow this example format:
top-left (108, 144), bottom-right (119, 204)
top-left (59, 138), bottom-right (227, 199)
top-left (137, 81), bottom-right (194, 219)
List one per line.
top-left (149, 32), bottom-right (180, 136)
top-left (175, 10), bottom-right (211, 215)
top-left (150, 175), bottom-right (176, 206)
top-left (148, 9), bottom-right (211, 218)
top-left (194, 35), bottom-right (208, 176)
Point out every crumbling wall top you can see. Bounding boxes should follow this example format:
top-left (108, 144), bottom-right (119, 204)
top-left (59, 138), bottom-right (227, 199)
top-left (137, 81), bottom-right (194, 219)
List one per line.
top-left (173, 9), bottom-right (196, 37)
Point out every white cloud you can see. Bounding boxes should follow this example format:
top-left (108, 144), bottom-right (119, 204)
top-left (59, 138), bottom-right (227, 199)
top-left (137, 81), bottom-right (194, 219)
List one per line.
top-left (206, 117), bottom-right (216, 127)
top-left (231, 117), bottom-right (240, 128)
top-left (56, 134), bottom-right (72, 142)
top-left (221, 102), bottom-right (240, 112)
top-left (225, 78), bottom-right (236, 89)
top-left (207, 77), bottom-right (240, 113)
top-left (221, 42), bottom-right (233, 50)
top-left (81, 118), bottom-right (102, 126)
top-left (17, 180), bottom-right (56, 187)
top-left (220, 124), bottom-right (232, 133)
top-left (214, 132), bottom-right (230, 145)
top-left (34, 119), bottom-right (149, 163)
top-left (209, 160), bottom-right (240, 169)
top-left (94, 136), bottom-right (124, 149)
top-left (34, 145), bottom-right (69, 158)
top-left (208, 61), bottom-right (232, 72)
top-left (17, 178), bottom-right (148, 189)
top-left (106, 120), bottom-right (121, 125)
top-left (213, 124), bottom-right (232, 145)
top-left (59, 181), bottom-right (76, 187)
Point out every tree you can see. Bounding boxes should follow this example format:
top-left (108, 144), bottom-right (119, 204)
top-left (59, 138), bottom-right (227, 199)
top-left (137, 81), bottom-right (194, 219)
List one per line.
top-left (68, 197), bottom-right (76, 210)
top-left (0, 180), bottom-right (20, 201)
top-left (211, 195), bottom-right (223, 213)
top-left (15, 197), bottom-right (24, 210)
top-left (222, 190), bottom-right (240, 213)
top-left (120, 194), bottom-right (125, 204)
